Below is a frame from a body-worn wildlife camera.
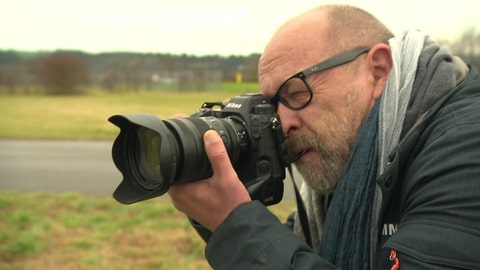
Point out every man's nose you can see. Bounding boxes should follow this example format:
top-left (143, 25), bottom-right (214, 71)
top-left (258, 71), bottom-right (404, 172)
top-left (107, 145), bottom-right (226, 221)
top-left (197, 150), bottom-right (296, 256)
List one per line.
top-left (277, 103), bottom-right (302, 136)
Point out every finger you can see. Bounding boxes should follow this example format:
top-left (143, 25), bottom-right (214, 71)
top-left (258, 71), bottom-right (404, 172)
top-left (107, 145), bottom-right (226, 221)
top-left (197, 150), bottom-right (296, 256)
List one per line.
top-left (171, 113), bottom-right (188, 119)
top-left (203, 130), bottom-right (234, 177)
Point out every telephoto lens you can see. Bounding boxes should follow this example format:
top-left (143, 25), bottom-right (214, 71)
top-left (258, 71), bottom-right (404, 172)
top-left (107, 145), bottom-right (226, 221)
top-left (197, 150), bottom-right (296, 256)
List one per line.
top-left (109, 114), bottom-right (246, 204)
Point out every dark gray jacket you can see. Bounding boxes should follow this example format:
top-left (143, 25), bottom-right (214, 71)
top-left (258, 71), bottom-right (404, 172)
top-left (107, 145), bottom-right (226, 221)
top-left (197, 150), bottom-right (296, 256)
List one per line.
top-left (195, 66), bottom-right (480, 269)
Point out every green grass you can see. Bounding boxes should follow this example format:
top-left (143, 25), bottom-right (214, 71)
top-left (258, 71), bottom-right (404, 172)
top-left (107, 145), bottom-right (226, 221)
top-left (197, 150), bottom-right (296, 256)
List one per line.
top-left (0, 83), bottom-right (259, 140)
top-left (0, 191), bottom-right (295, 269)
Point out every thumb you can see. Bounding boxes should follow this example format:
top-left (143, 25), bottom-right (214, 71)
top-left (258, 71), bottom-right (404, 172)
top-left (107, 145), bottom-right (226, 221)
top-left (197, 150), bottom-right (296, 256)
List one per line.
top-left (203, 130), bottom-right (233, 175)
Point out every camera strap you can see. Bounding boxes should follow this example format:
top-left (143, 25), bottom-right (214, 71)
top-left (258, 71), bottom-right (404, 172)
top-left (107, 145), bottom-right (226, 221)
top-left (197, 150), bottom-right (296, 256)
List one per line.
top-left (287, 164), bottom-right (313, 248)
top-left (271, 116), bottom-right (312, 247)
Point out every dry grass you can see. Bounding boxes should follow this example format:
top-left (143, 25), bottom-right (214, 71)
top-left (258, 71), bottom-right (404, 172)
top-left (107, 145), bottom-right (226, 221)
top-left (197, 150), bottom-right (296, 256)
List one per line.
top-left (0, 87), bottom-right (252, 140)
top-left (0, 191), bottom-right (295, 269)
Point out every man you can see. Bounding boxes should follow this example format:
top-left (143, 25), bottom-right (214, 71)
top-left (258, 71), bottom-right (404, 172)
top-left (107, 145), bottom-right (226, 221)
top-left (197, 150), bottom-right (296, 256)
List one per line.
top-left (169, 4), bottom-right (480, 269)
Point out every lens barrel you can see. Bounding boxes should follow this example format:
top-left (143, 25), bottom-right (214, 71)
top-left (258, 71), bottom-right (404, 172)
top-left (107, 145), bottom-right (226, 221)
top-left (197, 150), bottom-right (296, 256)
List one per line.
top-left (108, 114), bottom-right (246, 204)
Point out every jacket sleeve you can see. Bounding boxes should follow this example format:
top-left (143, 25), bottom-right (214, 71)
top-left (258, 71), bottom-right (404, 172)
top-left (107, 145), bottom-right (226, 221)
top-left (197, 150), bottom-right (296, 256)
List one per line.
top-left (204, 201), bottom-right (337, 270)
top-left (189, 218), bottom-right (213, 243)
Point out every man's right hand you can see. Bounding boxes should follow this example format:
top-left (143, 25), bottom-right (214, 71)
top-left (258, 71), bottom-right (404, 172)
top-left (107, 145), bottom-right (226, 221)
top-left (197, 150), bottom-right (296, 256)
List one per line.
top-left (168, 130), bottom-right (252, 232)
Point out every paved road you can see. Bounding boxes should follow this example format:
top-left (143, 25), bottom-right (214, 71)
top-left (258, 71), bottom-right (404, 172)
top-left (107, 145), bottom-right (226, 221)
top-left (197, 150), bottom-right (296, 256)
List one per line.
top-left (0, 139), bottom-right (302, 201)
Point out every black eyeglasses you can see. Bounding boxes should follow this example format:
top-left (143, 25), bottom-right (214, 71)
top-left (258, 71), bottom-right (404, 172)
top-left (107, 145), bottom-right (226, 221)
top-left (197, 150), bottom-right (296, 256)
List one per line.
top-left (272, 47), bottom-right (370, 110)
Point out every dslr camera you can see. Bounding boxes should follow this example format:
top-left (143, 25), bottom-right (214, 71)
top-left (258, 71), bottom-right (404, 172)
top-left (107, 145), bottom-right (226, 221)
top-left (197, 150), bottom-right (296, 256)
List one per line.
top-left (109, 93), bottom-right (290, 206)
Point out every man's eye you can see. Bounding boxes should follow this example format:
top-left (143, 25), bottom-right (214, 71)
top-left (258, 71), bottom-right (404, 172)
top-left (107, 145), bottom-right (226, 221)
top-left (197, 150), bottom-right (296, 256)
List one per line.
top-left (284, 89), bottom-right (309, 101)
top-left (288, 90), bottom-right (309, 98)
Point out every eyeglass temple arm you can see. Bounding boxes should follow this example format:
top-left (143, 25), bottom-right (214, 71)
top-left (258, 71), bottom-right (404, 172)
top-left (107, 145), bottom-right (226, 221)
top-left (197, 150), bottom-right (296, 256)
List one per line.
top-left (303, 47), bottom-right (370, 76)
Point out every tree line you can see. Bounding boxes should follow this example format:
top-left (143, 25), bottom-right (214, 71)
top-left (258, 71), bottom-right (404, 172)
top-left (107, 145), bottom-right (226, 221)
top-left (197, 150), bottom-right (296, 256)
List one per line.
top-left (0, 27), bottom-right (478, 95)
top-left (0, 50), bottom-right (261, 95)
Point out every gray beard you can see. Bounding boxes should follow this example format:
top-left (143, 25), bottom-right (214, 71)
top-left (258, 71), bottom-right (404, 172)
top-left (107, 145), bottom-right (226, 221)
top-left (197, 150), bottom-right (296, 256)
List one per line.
top-left (287, 83), bottom-right (367, 195)
top-left (288, 133), bottom-right (348, 195)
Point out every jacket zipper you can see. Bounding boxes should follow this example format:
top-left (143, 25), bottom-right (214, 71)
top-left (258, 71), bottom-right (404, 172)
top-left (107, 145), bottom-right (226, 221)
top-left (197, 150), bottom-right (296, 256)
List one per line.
top-left (389, 249), bottom-right (400, 270)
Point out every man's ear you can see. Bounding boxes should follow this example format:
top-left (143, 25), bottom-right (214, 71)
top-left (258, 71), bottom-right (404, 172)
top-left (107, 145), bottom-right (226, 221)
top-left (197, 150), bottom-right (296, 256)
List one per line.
top-left (367, 43), bottom-right (392, 100)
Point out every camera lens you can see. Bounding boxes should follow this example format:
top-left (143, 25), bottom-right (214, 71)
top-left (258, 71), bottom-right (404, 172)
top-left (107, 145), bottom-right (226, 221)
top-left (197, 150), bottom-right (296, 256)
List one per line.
top-left (134, 127), bottom-right (163, 189)
top-left (109, 114), bottom-right (247, 204)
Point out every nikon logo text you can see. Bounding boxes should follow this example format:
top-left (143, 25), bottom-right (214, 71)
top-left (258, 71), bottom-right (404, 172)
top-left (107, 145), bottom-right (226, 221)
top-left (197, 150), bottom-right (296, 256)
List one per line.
top-left (226, 103), bottom-right (242, 109)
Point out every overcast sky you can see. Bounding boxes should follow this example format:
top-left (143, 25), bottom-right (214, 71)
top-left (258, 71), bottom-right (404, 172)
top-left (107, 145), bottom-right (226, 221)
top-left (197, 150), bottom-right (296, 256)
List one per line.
top-left (1, 0), bottom-right (479, 55)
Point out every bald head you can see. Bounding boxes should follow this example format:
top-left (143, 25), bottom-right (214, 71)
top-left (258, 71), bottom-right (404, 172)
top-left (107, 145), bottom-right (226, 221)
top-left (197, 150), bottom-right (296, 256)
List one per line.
top-left (258, 5), bottom-right (393, 95)
top-left (318, 5), bottom-right (393, 51)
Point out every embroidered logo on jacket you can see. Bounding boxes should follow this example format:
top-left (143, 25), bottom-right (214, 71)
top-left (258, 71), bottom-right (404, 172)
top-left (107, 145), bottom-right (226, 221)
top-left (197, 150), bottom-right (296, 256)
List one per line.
top-left (382, 223), bottom-right (398, 236)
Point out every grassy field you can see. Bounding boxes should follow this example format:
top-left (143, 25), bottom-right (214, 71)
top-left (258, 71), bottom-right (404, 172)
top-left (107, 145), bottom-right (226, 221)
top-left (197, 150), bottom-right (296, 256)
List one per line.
top-left (0, 84), bottom-right (298, 269)
top-left (0, 82), bottom-right (260, 141)
top-left (0, 191), bottom-right (295, 270)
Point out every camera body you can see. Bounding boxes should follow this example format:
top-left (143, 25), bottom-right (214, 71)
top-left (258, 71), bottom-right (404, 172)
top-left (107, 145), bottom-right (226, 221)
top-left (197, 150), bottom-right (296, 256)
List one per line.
top-left (193, 94), bottom-right (290, 205)
top-left (109, 93), bottom-right (290, 205)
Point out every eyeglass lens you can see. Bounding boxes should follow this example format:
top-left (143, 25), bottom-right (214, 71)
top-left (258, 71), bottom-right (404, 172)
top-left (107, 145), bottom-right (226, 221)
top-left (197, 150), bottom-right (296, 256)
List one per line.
top-left (277, 76), bottom-right (311, 110)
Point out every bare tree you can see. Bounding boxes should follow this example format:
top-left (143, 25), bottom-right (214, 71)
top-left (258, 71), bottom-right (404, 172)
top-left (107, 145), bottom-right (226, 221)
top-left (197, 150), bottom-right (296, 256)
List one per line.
top-left (441, 26), bottom-right (480, 69)
top-left (37, 53), bottom-right (88, 95)
top-left (100, 70), bottom-right (118, 92)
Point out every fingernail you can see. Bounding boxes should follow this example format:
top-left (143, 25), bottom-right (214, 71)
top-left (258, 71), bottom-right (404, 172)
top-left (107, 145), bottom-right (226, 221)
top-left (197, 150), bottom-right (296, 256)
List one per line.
top-left (204, 130), bottom-right (220, 144)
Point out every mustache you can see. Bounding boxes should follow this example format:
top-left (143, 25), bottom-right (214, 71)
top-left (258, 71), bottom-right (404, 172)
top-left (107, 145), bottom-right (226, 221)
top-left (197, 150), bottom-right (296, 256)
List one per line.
top-left (285, 135), bottom-right (311, 163)
top-left (286, 132), bottom-right (340, 163)
top-left (286, 133), bottom-right (315, 155)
